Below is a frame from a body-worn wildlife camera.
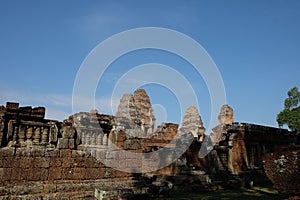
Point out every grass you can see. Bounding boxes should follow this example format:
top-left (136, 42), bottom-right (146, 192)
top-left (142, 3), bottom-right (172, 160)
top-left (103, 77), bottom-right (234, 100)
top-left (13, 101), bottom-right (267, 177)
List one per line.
top-left (158, 186), bottom-right (289, 200)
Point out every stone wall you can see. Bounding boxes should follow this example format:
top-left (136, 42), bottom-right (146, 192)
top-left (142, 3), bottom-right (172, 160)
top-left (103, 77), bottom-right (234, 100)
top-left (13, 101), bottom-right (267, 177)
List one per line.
top-left (210, 104), bottom-right (295, 175)
top-left (0, 147), bottom-right (135, 199)
top-left (263, 148), bottom-right (300, 194)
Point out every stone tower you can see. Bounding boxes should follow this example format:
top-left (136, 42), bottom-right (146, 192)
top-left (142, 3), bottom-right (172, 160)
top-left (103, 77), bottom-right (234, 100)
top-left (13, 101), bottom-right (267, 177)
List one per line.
top-left (218, 104), bottom-right (234, 125)
top-left (179, 106), bottom-right (206, 141)
top-left (116, 89), bottom-right (156, 135)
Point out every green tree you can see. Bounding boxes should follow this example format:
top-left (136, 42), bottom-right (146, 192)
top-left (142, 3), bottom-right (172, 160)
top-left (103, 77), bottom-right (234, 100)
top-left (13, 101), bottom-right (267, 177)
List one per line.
top-left (277, 87), bottom-right (300, 131)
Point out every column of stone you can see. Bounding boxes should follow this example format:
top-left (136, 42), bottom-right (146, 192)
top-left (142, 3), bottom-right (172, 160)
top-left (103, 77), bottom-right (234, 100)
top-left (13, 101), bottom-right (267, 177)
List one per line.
top-left (33, 127), bottom-right (41, 143)
top-left (91, 132), bottom-right (96, 145)
top-left (103, 133), bottom-right (108, 146)
top-left (41, 127), bottom-right (49, 143)
top-left (94, 133), bottom-right (98, 145)
top-left (90, 132), bottom-right (94, 145)
top-left (77, 129), bottom-right (82, 143)
top-left (86, 131), bottom-right (91, 145)
top-left (108, 132), bottom-right (113, 146)
top-left (0, 118), bottom-right (5, 146)
top-left (12, 126), bottom-right (18, 142)
top-left (26, 126), bottom-right (33, 142)
top-left (18, 125), bottom-right (25, 142)
top-left (82, 130), bottom-right (86, 144)
top-left (97, 133), bottom-right (103, 145)
top-left (95, 132), bottom-right (99, 145)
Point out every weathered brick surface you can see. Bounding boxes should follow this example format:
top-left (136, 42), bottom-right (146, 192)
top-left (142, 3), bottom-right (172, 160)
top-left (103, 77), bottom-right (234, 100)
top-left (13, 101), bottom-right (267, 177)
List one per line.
top-left (2, 157), bottom-right (19, 168)
top-left (45, 149), bottom-right (60, 157)
top-left (263, 149), bottom-right (300, 194)
top-left (0, 147), bottom-right (132, 187)
top-left (19, 157), bottom-right (31, 168)
top-left (49, 157), bottom-right (62, 167)
top-left (62, 157), bottom-right (74, 168)
top-left (85, 167), bottom-right (104, 180)
top-left (0, 168), bottom-right (11, 182)
top-left (27, 168), bottom-right (48, 181)
top-left (48, 167), bottom-right (62, 180)
top-left (0, 148), bottom-right (15, 157)
top-left (59, 149), bottom-right (72, 158)
top-left (30, 148), bottom-right (45, 157)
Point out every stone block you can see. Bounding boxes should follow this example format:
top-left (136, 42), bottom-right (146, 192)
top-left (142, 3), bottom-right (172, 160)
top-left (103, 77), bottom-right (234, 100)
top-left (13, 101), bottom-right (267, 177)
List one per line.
top-left (61, 148), bottom-right (72, 157)
top-left (62, 157), bottom-right (73, 168)
top-left (10, 168), bottom-right (26, 181)
top-left (111, 169), bottom-right (131, 178)
top-left (0, 147), bottom-right (16, 157)
top-left (0, 168), bottom-right (11, 182)
top-left (72, 157), bottom-right (86, 168)
top-left (19, 168), bottom-right (28, 181)
top-left (30, 148), bottom-right (45, 157)
top-left (31, 107), bottom-right (45, 119)
top-left (2, 157), bottom-right (19, 168)
top-left (69, 139), bottom-right (75, 149)
top-left (45, 148), bottom-right (60, 157)
top-left (49, 167), bottom-right (62, 180)
top-left (6, 102), bottom-right (19, 110)
top-left (0, 158), bottom-right (3, 168)
top-left (85, 167), bottom-right (100, 180)
top-left (0, 168), bottom-right (3, 181)
top-left (72, 167), bottom-right (85, 180)
top-left (71, 149), bottom-right (89, 158)
top-left (33, 157), bottom-right (50, 168)
top-left (61, 126), bottom-right (75, 139)
top-left (57, 138), bottom-right (69, 149)
top-left (19, 157), bottom-right (31, 168)
top-left (19, 106), bottom-right (32, 117)
top-left (27, 184), bottom-right (44, 195)
top-left (49, 157), bottom-right (62, 167)
top-left (27, 167), bottom-right (49, 181)
top-left (61, 168), bottom-right (73, 180)
top-left (15, 148), bottom-right (31, 157)
top-left (44, 184), bottom-right (57, 193)
top-left (85, 157), bottom-right (103, 168)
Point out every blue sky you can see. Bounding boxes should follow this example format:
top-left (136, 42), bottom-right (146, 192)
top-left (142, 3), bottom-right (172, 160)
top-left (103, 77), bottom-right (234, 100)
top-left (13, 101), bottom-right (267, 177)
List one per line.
top-left (0, 0), bottom-right (299, 131)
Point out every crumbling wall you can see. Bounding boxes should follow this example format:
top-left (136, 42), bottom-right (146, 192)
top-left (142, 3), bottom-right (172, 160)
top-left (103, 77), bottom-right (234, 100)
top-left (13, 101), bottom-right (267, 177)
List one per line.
top-left (263, 148), bottom-right (300, 194)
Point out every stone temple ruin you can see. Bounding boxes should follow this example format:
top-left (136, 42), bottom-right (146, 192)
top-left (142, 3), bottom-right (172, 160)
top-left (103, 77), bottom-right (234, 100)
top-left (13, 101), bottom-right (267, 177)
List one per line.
top-left (0, 89), bottom-right (299, 199)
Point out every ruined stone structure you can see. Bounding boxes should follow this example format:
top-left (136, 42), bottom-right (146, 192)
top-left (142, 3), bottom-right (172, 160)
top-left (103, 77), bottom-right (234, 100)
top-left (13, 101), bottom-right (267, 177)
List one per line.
top-left (0, 102), bottom-right (178, 199)
top-left (207, 105), bottom-right (296, 176)
top-left (179, 106), bottom-right (206, 141)
top-left (210, 104), bottom-right (234, 145)
top-left (116, 89), bottom-right (156, 137)
top-left (0, 102), bottom-right (59, 149)
top-left (0, 89), bottom-right (299, 199)
top-left (262, 147), bottom-right (300, 194)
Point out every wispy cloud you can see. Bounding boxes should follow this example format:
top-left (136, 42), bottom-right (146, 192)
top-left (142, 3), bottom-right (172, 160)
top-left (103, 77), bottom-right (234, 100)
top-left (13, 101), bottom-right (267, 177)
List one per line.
top-left (0, 86), bottom-right (120, 121)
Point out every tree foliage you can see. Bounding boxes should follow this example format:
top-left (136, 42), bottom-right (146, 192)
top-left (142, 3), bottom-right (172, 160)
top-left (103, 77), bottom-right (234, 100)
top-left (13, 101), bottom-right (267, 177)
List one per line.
top-left (277, 87), bottom-right (300, 131)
